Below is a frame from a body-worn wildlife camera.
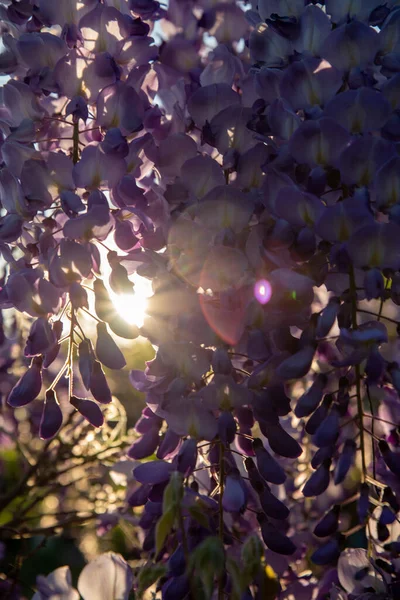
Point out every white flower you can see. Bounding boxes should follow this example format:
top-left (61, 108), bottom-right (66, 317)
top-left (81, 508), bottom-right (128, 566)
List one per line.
top-left (33, 566), bottom-right (79, 600)
top-left (338, 548), bottom-right (386, 596)
top-left (78, 552), bottom-right (133, 600)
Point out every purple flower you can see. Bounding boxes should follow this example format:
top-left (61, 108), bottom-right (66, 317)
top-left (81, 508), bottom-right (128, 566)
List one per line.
top-left (25, 317), bottom-right (57, 357)
top-left (8, 356), bottom-right (43, 407)
top-left (39, 389), bottom-right (63, 439)
top-left (70, 396), bottom-right (104, 428)
top-left (95, 322), bottom-right (126, 370)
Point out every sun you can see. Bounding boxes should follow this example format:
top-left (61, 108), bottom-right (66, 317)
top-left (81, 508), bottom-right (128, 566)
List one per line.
top-left (108, 273), bottom-right (153, 328)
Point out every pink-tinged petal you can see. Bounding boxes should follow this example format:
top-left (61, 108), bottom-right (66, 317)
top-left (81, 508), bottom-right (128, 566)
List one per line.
top-left (73, 144), bottom-right (126, 190)
top-left (159, 37), bottom-right (200, 73)
top-left (78, 552), bottom-right (133, 600)
top-left (324, 87), bottom-right (391, 134)
top-left (97, 82), bottom-right (144, 135)
top-left (89, 361), bottom-right (112, 404)
top-left (38, 0), bottom-right (97, 28)
top-left (347, 222), bottom-right (400, 269)
top-left (1, 139), bottom-right (40, 178)
top-left (1, 79), bottom-right (45, 126)
top-left (235, 143), bottom-right (270, 190)
top-left (200, 44), bottom-right (242, 87)
top-left (199, 247), bottom-right (249, 293)
top-left (289, 118), bottom-right (350, 168)
top-left (295, 4), bottom-right (332, 55)
top-left (118, 36), bottom-right (158, 72)
top-left (8, 356), bottom-right (43, 407)
top-left (25, 317), bottom-right (57, 357)
top-left (79, 5), bottom-right (130, 56)
top-left (0, 168), bottom-right (28, 214)
top-left (339, 136), bottom-right (396, 187)
top-left (198, 186), bottom-right (253, 234)
top-left (268, 98), bottom-right (300, 140)
top-left (321, 19), bottom-right (379, 71)
top-left (60, 240), bottom-right (93, 278)
top-left (208, 4), bottom-right (248, 43)
top-left (39, 389), bottom-right (63, 439)
top-left (199, 286), bottom-right (250, 347)
top-left (96, 322), bottom-right (126, 370)
top-left (375, 155), bottom-right (400, 211)
top-left (155, 133), bottom-right (197, 179)
top-left (17, 32), bottom-right (67, 71)
top-left (180, 155), bottom-right (224, 199)
top-left (249, 22), bottom-right (292, 68)
top-left (55, 47), bottom-right (117, 103)
top-left (111, 175), bottom-right (146, 208)
top-left (281, 58), bottom-right (343, 111)
top-left (70, 396), bottom-right (104, 428)
top-left (210, 105), bottom-right (255, 155)
top-left (275, 187), bottom-right (324, 228)
top-left (188, 83), bottom-right (240, 127)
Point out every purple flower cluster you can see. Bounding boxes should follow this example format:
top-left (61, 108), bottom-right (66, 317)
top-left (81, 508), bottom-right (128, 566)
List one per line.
top-left (3, 0), bottom-right (400, 598)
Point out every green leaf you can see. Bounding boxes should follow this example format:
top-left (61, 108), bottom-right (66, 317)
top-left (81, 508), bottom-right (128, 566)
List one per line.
top-left (188, 505), bottom-right (210, 530)
top-left (226, 557), bottom-right (244, 600)
top-left (188, 537), bottom-right (225, 598)
top-left (137, 563), bottom-right (167, 598)
top-left (241, 534), bottom-right (264, 582)
top-left (162, 471), bottom-right (183, 513)
top-left (155, 508), bottom-right (176, 555)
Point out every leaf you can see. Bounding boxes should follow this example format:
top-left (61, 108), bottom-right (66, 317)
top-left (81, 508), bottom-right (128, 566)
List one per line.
top-left (188, 537), bottom-right (225, 599)
top-left (188, 505), bottom-right (210, 530)
top-left (241, 535), bottom-right (264, 578)
top-left (162, 471), bottom-right (184, 513)
top-left (155, 509), bottom-right (176, 555)
top-left (137, 564), bottom-right (167, 599)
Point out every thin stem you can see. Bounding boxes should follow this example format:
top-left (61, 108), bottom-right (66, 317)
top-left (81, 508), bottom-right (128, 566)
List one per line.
top-left (48, 362), bottom-right (69, 390)
top-left (72, 121), bottom-right (80, 165)
top-left (366, 385), bottom-right (376, 481)
top-left (82, 307), bottom-right (102, 323)
top-left (357, 309), bottom-right (398, 325)
top-left (349, 266), bottom-right (367, 482)
top-left (363, 414), bottom-right (399, 428)
top-left (218, 442), bottom-right (225, 600)
top-left (68, 310), bottom-right (75, 398)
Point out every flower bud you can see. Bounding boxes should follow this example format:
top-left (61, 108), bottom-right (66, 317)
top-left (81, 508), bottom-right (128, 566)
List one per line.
top-left (96, 322), bottom-right (126, 370)
top-left (39, 389), bottom-right (63, 439)
top-left (8, 356), bottom-right (42, 407)
top-left (70, 396), bottom-right (104, 428)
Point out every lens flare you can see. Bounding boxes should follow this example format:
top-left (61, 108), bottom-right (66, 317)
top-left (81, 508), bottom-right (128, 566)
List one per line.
top-left (254, 279), bottom-right (272, 305)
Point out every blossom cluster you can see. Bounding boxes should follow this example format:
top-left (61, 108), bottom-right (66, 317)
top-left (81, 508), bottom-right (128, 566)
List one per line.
top-left (2, 0), bottom-right (400, 598)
